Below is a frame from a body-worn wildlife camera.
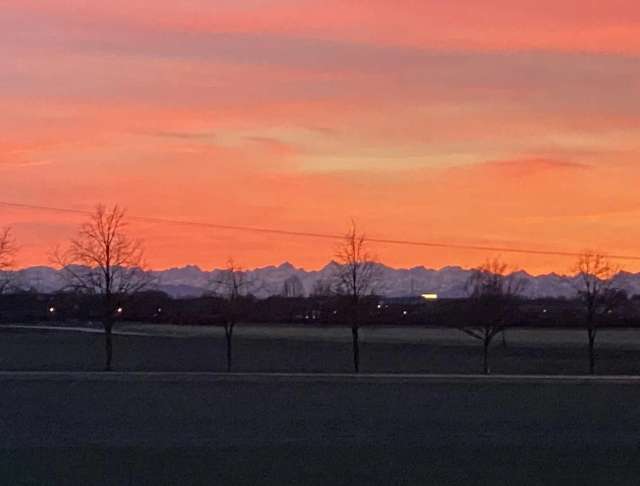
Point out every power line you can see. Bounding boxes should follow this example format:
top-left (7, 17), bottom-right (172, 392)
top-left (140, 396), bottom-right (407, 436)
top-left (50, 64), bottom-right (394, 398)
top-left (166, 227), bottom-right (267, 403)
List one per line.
top-left (2, 200), bottom-right (639, 261)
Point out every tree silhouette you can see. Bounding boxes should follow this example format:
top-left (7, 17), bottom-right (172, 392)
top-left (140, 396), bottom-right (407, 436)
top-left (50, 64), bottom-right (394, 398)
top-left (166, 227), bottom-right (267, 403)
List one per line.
top-left (333, 220), bottom-right (379, 373)
top-left (282, 274), bottom-right (305, 298)
top-left (573, 252), bottom-right (623, 374)
top-left (461, 258), bottom-right (525, 374)
top-left (210, 258), bottom-right (251, 372)
top-left (310, 278), bottom-right (334, 297)
top-left (0, 227), bottom-right (17, 294)
top-left (52, 204), bottom-right (149, 371)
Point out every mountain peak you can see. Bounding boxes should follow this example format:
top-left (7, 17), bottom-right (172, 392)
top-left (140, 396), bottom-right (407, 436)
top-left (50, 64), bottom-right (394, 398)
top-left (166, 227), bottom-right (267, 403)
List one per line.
top-left (278, 262), bottom-right (296, 271)
top-left (8, 261), bottom-right (637, 300)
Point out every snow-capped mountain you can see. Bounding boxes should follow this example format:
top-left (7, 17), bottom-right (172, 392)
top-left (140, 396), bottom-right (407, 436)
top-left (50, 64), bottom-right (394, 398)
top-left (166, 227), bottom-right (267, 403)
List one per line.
top-left (4, 262), bottom-right (640, 299)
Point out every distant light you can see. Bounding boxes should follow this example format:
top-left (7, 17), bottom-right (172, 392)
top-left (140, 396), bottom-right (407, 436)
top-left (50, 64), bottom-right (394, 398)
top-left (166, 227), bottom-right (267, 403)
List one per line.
top-left (421, 293), bottom-right (438, 300)
top-left (48, 307), bottom-right (55, 313)
top-left (377, 304), bottom-right (382, 309)
top-left (116, 307), bottom-right (123, 314)
top-left (543, 309), bottom-right (548, 313)
top-left (403, 310), bottom-right (408, 316)
top-left (157, 307), bottom-right (163, 313)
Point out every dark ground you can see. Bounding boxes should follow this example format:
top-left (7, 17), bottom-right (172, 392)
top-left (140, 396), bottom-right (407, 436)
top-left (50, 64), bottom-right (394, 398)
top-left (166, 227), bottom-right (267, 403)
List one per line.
top-left (3, 328), bottom-right (640, 485)
top-left (2, 327), bottom-right (640, 375)
top-left (2, 376), bottom-right (640, 485)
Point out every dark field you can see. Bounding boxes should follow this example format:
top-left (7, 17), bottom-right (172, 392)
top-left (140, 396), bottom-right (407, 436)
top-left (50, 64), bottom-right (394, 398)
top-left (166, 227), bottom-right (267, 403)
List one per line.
top-left (3, 327), bottom-right (640, 485)
top-left (3, 325), bottom-right (640, 374)
top-left (2, 375), bottom-right (640, 485)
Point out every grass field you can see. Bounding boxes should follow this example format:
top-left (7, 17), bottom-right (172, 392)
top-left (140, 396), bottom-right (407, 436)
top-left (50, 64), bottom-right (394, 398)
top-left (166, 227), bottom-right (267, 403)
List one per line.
top-left (2, 324), bottom-right (640, 374)
top-left (2, 375), bottom-right (640, 485)
top-left (3, 325), bottom-right (640, 484)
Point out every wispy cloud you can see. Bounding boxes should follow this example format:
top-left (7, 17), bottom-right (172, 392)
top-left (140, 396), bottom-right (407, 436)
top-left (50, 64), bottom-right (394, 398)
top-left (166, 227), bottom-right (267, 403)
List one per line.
top-left (148, 131), bottom-right (216, 141)
top-left (3, 1), bottom-right (640, 272)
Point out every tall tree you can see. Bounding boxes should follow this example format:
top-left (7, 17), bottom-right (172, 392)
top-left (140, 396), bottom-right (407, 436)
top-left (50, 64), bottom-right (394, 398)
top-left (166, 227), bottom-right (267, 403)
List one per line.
top-left (573, 252), bottom-right (623, 374)
top-left (53, 204), bottom-right (149, 370)
top-left (310, 278), bottom-right (334, 298)
top-left (281, 275), bottom-right (305, 298)
top-left (333, 220), bottom-right (379, 373)
top-left (210, 258), bottom-right (251, 372)
top-left (462, 258), bottom-right (525, 374)
top-left (0, 227), bottom-right (17, 294)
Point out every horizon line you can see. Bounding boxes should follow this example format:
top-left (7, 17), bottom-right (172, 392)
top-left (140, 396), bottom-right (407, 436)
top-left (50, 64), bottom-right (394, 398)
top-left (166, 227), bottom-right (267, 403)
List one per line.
top-left (8, 260), bottom-right (638, 280)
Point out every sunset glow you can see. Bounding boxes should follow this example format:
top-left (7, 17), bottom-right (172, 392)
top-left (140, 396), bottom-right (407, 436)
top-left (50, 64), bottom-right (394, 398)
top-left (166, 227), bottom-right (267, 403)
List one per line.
top-left (3, 1), bottom-right (640, 273)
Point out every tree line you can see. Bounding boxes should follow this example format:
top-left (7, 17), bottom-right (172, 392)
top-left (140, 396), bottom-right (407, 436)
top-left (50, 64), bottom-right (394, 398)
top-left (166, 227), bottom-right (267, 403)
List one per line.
top-left (0, 205), bottom-right (633, 374)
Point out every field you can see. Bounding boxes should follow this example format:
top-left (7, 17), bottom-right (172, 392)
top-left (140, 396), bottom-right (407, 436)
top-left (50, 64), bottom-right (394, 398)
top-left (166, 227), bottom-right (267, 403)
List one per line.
top-left (2, 323), bottom-right (640, 374)
top-left (3, 325), bottom-right (640, 484)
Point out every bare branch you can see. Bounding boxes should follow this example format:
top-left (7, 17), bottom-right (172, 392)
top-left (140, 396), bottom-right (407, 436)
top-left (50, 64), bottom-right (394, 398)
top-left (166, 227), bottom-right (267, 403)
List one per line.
top-left (572, 251), bottom-right (624, 374)
top-left (209, 258), bottom-right (253, 301)
top-left (459, 257), bottom-right (525, 373)
top-left (52, 204), bottom-right (151, 300)
top-left (333, 219), bottom-right (380, 303)
top-left (573, 251), bottom-right (622, 324)
top-left (0, 227), bottom-right (17, 293)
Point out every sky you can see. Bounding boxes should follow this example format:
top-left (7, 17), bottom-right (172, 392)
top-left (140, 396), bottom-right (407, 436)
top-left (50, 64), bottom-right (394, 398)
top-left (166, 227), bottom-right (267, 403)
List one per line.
top-left (2, 0), bottom-right (640, 273)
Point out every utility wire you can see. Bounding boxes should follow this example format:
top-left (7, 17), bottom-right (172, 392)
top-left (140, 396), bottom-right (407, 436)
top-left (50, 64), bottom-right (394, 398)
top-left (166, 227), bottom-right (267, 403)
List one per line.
top-left (2, 200), bottom-right (639, 261)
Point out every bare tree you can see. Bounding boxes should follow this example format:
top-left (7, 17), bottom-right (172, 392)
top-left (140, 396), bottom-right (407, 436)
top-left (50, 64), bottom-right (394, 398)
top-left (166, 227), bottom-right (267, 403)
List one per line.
top-left (210, 258), bottom-right (251, 372)
top-left (0, 227), bottom-right (17, 294)
top-left (462, 258), bottom-right (525, 374)
top-left (52, 204), bottom-right (149, 371)
top-left (282, 275), bottom-right (305, 298)
top-left (310, 278), bottom-right (334, 297)
top-left (333, 220), bottom-right (379, 373)
top-left (573, 252), bottom-right (623, 374)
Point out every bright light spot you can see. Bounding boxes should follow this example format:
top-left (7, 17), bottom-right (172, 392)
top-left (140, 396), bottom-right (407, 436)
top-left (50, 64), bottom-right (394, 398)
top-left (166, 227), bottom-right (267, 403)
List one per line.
top-left (377, 304), bottom-right (382, 309)
top-left (116, 307), bottom-right (123, 314)
top-left (157, 307), bottom-right (163, 313)
top-left (48, 307), bottom-right (55, 313)
top-left (403, 310), bottom-right (408, 316)
top-left (421, 294), bottom-right (438, 300)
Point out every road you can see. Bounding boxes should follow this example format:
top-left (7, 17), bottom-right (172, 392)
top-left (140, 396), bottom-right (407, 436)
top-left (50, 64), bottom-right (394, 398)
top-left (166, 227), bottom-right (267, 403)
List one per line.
top-left (2, 373), bottom-right (640, 485)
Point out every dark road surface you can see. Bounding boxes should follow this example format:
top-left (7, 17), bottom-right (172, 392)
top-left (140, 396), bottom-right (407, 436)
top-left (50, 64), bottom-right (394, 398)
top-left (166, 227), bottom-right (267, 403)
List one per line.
top-left (2, 374), bottom-right (640, 485)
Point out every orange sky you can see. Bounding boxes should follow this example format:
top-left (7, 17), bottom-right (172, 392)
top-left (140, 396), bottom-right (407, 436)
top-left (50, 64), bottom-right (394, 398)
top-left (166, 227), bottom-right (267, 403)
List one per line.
top-left (2, 1), bottom-right (640, 273)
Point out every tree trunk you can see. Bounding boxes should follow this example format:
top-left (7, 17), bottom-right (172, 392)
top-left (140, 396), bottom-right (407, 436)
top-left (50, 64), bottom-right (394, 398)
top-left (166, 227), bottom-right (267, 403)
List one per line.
top-left (225, 325), bottom-right (233, 372)
top-left (104, 319), bottom-right (113, 371)
top-left (352, 326), bottom-right (360, 373)
top-left (483, 337), bottom-right (490, 375)
top-left (588, 329), bottom-right (596, 375)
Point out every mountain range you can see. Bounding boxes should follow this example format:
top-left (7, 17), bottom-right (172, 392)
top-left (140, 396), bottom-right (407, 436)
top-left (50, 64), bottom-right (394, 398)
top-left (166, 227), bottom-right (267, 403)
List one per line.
top-left (5, 262), bottom-right (640, 299)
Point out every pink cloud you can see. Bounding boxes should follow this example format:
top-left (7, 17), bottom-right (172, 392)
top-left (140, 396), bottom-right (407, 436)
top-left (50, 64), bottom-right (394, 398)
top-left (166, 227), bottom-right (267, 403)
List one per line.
top-left (7, 0), bottom-right (640, 54)
top-left (3, 1), bottom-right (640, 274)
